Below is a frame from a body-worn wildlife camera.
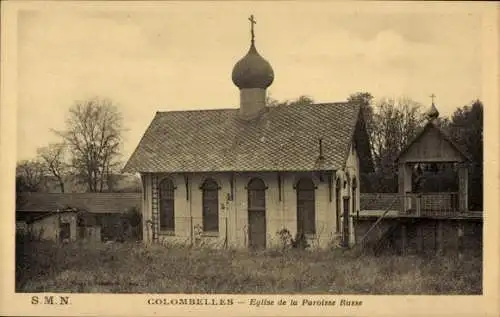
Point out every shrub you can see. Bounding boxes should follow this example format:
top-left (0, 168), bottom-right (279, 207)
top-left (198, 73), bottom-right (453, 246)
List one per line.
top-left (127, 207), bottom-right (142, 227)
top-left (291, 232), bottom-right (309, 249)
top-left (276, 228), bottom-right (310, 250)
top-left (276, 228), bottom-right (292, 250)
top-left (126, 207), bottom-right (143, 241)
top-left (193, 224), bottom-right (204, 247)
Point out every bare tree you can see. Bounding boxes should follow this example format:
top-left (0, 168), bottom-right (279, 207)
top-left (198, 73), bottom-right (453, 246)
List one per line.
top-left (371, 97), bottom-right (425, 169)
top-left (348, 92), bottom-right (426, 192)
top-left (16, 160), bottom-right (46, 192)
top-left (37, 143), bottom-right (68, 193)
top-left (56, 97), bottom-right (124, 192)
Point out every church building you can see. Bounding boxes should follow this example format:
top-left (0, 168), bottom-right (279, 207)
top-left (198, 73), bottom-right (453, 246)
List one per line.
top-left (123, 16), bottom-right (373, 249)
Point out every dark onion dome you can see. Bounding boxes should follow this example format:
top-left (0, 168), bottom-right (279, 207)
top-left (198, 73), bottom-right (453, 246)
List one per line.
top-left (427, 102), bottom-right (440, 120)
top-left (232, 43), bottom-right (274, 89)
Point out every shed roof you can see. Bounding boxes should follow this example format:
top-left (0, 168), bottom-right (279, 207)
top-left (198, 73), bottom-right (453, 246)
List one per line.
top-left (16, 192), bottom-right (141, 214)
top-left (21, 209), bottom-right (78, 224)
top-left (124, 102), bottom-right (367, 173)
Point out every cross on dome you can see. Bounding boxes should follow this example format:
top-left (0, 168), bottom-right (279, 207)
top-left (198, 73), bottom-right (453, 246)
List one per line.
top-left (249, 15), bottom-right (256, 44)
top-left (231, 15), bottom-right (274, 90)
top-left (430, 93), bottom-right (436, 105)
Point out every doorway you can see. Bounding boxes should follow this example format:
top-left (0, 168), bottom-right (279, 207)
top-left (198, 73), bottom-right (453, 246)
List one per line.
top-left (247, 178), bottom-right (266, 249)
top-left (248, 211), bottom-right (266, 249)
top-left (59, 222), bottom-right (71, 242)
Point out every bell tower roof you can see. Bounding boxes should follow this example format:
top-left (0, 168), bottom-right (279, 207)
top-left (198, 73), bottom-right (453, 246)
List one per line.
top-left (426, 94), bottom-right (440, 120)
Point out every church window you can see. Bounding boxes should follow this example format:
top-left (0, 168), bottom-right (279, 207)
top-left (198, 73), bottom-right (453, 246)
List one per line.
top-left (202, 178), bottom-right (219, 232)
top-left (296, 178), bottom-right (316, 235)
top-left (159, 178), bottom-right (175, 231)
top-left (247, 178), bottom-right (266, 211)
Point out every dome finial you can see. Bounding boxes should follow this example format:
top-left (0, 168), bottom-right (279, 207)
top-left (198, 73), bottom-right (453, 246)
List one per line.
top-left (249, 15), bottom-right (256, 45)
top-left (430, 93), bottom-right (436, 105)
top-left (232, 15), bottom-right (274, 90)
top-left (427, 93), bottom-right (440, 120)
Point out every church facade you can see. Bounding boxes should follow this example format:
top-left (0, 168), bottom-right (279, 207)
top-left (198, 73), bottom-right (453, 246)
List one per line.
top-left (123, 17), bottom-right (373, 249)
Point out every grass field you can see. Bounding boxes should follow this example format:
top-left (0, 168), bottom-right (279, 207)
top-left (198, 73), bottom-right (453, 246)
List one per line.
top-left (16, 240), bottom-right (482, 294)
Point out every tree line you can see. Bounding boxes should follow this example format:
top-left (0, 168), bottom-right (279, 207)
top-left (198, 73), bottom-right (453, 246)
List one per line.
top-left (17, 93), bottom-right (483, 210)
top-left (16, 97), bottom-right (136, 194)
top-left (347, 92), bottom-right (483, 210)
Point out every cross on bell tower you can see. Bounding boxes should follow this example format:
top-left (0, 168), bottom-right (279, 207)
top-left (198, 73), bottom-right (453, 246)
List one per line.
top-left (427, 93), bottom-right (439, 120)
top-left (430, 93), bottom-right (436, 105)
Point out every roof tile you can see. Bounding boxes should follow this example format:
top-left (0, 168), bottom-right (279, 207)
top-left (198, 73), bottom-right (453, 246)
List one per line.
top-left (17, 192), bottom-right (141, 214)
top-left (124, 103), bottom-right (361, 173)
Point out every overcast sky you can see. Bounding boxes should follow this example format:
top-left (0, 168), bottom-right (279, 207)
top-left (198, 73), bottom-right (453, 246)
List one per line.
top-left (16, 2), bottom-right (486, 163)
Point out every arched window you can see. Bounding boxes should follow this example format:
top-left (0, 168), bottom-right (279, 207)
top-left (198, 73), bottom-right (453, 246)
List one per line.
top-left (201, 178), bottom-right (219, 232)
top-left (296, 178), bottom-right (316, 235)
top-left (335, 177), bottom-right (341, 233)
top-left (247, 178), bottom-right (266, 211)
top-left (159, 178), bottom-right (175, 231)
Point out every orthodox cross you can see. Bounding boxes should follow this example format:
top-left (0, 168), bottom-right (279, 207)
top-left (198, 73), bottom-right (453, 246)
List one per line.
top-left (430, 93), bottom-right (436, 104)
top-left (249, 15), bottom-right (256, 43)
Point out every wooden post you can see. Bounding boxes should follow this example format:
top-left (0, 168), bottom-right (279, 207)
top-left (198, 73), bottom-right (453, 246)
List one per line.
top-left (436, 220), bottom-right (443, 256)
top-left (401, 224), bottom-right (407, 255)
top-left (457, 222), bottom-right (464, 260)
top-left (458, 165), bottom-right (468, 213)
top-left (141, 173), bottom-right (154, 245)
top-left (405, 194), bottom-right (411, 213)
top-left (398, 163), bottom-right (406, 195)
top-left (225, 216), bottom-right (228, 249)
top-left (398, 163), bottom-right (413, 213)
top-left (343, 197), bottom-right (350, 248)
top-left (416, 194), bottom-right (421, 216)
top-left (190, 214), bottom-right (193, 247)
top-left (417, 223), bottom-right (424, 253)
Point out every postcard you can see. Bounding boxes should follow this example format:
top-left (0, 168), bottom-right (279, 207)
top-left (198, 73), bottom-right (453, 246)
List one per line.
top-left (1, 1), bottom-right (498, 316)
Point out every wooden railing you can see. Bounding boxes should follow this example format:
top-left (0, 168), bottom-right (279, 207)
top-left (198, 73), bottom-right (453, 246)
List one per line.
top-left (402, 192), bottom-right (459, 216)
top-left (360, 192), bottom-right (461, 216)
top-left (360, 193), bottom-right (403, 211)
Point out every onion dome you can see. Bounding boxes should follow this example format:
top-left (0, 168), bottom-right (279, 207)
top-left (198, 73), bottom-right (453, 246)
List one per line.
top-left (232, 15), bottom-right (274, 89)
top-left (232, 43), bottom-right (274, 89)
top-left (427, 103), bottom-right (439, 120)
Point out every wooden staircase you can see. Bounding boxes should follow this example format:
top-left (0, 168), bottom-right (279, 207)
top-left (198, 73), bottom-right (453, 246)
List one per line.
top-left (372, 222), bottom-right (401, 255)
top-left (352, 197), bottom-right (399, 255)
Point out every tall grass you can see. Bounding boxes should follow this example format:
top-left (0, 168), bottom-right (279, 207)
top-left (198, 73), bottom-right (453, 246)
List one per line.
top-left (16, 240), bottom-right (482, 294)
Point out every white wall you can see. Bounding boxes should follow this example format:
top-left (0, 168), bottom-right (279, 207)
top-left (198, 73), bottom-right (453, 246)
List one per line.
top-left (142, 151), bottom-right (360, 249)
top-left (29, 213), bottom-right (77, 242)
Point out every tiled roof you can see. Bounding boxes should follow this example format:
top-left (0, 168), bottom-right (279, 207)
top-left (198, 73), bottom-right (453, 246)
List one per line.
top-left (123, 103), bottom-right (362, 173)
top-left (16, 192), bottom-right (141, 214)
